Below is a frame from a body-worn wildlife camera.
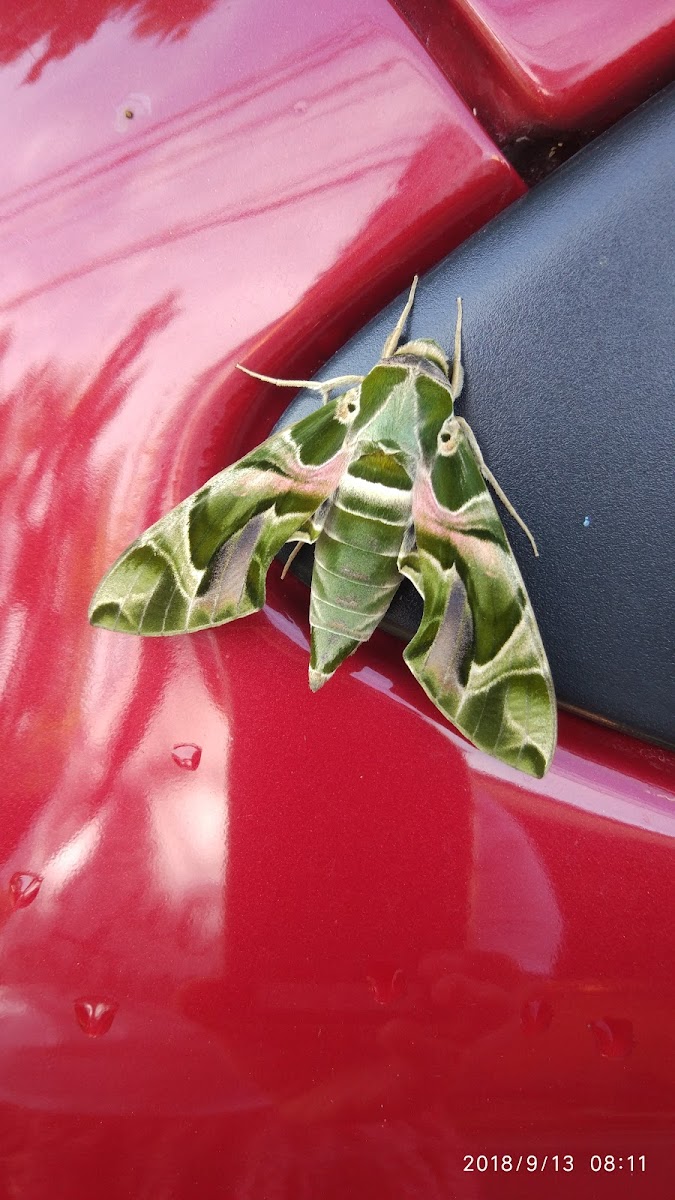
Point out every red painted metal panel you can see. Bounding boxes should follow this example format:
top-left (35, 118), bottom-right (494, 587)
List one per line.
top-left (1, 0), bottom-right (674, 1196)
top-left (393, 0), bottom-right (675, 138)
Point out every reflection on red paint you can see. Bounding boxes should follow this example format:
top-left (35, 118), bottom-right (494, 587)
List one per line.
top-left (521, 997), bottom-right (553, 1035)
top-left (367, 964), bottom-right (407, 1005)
top-left (589, 1017), bottom-right (635, 1059)
top-left (0, 0), bottom-right (216, 83)
top-left (394, 0), bottom-right (675, 137)
top-left (0, 0), bottom-right (674, 1195)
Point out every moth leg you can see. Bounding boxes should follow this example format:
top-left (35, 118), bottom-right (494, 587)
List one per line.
top-left (280, 540), bottom-right (304, 579)
top-left (237, 364), bottom-right (363, 404)
top-left (456, 416), bottom-right (539, 557)
top-left (381, 276), bottom-right (418, 357)
top-left (280, 499), bottom-right (330, 579)
top-left (450, 297), bottom-right (464, 401)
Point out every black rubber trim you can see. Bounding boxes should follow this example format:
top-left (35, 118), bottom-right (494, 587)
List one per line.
top-left (275, 85), bottom-right (675, 748)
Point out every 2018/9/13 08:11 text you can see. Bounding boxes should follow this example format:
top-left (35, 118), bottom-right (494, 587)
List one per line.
top-left (463, 1154), bottom-right (647, 1172)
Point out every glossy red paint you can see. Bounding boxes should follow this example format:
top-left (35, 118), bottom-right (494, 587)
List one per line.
top-left (394, 0), bottom-right (675, 137)
top-left (1, 0), bottom-right (674, 1196)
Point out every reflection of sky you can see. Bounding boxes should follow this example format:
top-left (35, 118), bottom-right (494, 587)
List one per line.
top-left (0, 635), bottom-right (229, 983)
top-left (0, 0), bottom-right (487, 579)
top-left (1, 0), bottom-right (470, 391)
top-left (467, 0), bottom-right (673, 86)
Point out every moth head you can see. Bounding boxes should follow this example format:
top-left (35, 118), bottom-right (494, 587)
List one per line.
top-left (437, 416), bottom-right (461, 455)
top-left (335, 386), bottom-right (360, 424)
top-left (394, 339), bottom-right (449, 376)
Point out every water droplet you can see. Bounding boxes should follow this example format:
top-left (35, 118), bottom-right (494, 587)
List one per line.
top-left (588, 1017), bottom-right (634, 1058)
top-left (172, 743), bottom-right (202, 770)
top-left (583, 516), bottom-right (591, 527)
top-left (74, 998), bottom-right (118, 1037)
top-left (9, 871), bottom-right (43, 909)
top-left (367, 965), bottom-right (406, 1005)
top-left (293, 99), bottom-right (308, 114)
top-left (521, 997), bottom-right (553, 1034)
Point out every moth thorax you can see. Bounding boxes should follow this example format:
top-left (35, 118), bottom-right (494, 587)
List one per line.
top-left (438, 418), bottom-right (461, 455)
top-left (394, 339), bottom-right (449, 376)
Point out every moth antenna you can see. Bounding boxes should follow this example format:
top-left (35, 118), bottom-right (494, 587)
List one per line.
top-left (236, 364), bottom-right (364, 396)
top-left (450, 297), bottom-right (464, 401)
top-left (382, 276), bottom-right (418, 357)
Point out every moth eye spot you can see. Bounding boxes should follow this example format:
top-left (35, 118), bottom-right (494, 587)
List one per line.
top-left (336, 390), bottom-right (360, 423)
top-left (438, 422), bottom-right (459, 454)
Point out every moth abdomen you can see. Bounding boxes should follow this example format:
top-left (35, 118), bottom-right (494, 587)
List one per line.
top-left (308, 454), bottom-right (412, 688)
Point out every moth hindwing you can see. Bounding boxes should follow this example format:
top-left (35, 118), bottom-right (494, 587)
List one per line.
top-left (90, 277), bottom-right (557, 776)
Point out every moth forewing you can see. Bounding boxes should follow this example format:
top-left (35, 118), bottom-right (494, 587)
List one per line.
top-left (88, 400), bottom-right (356, 634)
top-left (90, 279), bottom-right (557, 775)
top-left (402, 450), bottom-right (557, 778)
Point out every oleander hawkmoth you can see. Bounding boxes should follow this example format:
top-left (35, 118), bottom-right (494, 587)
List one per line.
top-left (90, 279), bottom-right (557, 776)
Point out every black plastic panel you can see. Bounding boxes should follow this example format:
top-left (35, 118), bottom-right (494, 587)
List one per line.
top-left (275, 85), bottom-right (675, 747)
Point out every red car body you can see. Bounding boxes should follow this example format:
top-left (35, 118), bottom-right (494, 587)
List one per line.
top-left (1, 1), bottom-right (673, 1195)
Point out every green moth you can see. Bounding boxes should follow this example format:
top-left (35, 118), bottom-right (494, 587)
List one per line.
top-left (90, 279), bottom-right (557, 776)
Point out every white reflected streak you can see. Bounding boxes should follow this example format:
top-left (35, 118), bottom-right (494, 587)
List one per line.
top-left (352, 665), bottom-right (393, 692)
top-left (471, 794), bottom-right (562, 973)
top-left (84, 631), bottom-right (144, 757)
top-left (139, 645), bottom-right (230, 944)
top-left (45, 812), bottom-right (105, 889)
top-left (0, 987), bottom-right (30, 1020)
top-left (264, 604), bottom-right (310, 651)
top-left (527, 752), bottom-right (675, 838)
top-left (150, 784), bottom-right (227, 946)
top-left (152, 785), bottom-right (226, 892)
top-left (25, 466), bottom-right (54, 527)
top-left (0, 604), bottom-right (27, 695)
